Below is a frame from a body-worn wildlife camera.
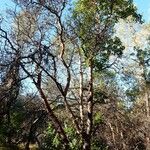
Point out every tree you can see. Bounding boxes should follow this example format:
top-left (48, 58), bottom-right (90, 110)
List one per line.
top-left (114, 17), bottom-right (150, 149)
top-left (0, 50), bottom-right (20, 147)
top-left (71, 0), bottom-right (141, 149)
top-left (0, 0), bottom-right (141, 149)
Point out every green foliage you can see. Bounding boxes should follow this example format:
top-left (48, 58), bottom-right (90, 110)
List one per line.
top-left (94, 112), bottom-right (103, 125)
top-left (41, 123), bottom-right (62, 150)
top-left (73, 0), bottom-right (141, 70)
top-left (136, 47), bottom-right (146, 65)
top-left (0, 122), bottom-right (7, 144)
top-left (135, 46), bottom-right (150, 82)
top-left (64, 124), bottom-right (81, 150)
top-left (92, 138), bottom-right (108, 150)
top-left (41, 123), bottom-right (81, 150)
top-left (94, 89), bottom-right (108, 104)
top-left (94, 37), bottom-right (125, 71)
top-left (0, 102), bottom-right (25, 146)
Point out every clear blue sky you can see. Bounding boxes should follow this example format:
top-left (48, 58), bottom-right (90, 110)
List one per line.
top-left (134, 0), bottom-right (150, 22)
top-left (0, 0), bottom-right (150, 22)
top-left (0, 0), bottom-right (15, 11)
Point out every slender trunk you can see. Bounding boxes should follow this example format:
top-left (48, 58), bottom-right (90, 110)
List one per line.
top-left (7, 107), bottom-right (11, 146)
top-left (61, 57), bottom-right (81, 134)
top-left (38, 87), bottom-right (69, 149)
top-left (25, 122), bottom-right (36, 150)
top-left (83, 133), bottom-right (91, 150)
top-left (35, 137), bottom-right (41, 149)
top-left (142, 63), bottom-right (150, 150)
top-left (6, 100), bottom-right (12, 147)
top-left (79, 50), bottom-right (84, 132)
top-left (63, 96), bottom-right (80, 134)
top-left (25, 137), bottom-right (30, 150)
top-left (83, 60), bottom-right (93, 150)
top-left (120, 130), bottom-right (126, 150)
top-left (108, 122), bottom-right (116, 149)
top-left (145, 84), bottom-right (150, 150)
top-left (145, 85), bottom-right (150, 118)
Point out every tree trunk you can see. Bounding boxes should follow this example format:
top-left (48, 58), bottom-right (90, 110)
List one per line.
top-left (39, 87), bottom-right (70, 147)
top-left (108, 122), bottom-right (117, 149)
top-left (6, 102), bottom-right (12, 146)
top-left (83, 135), bottom-right (91, 150)
top-left (83, 59), bottom-right (94, 150)
top-left (145, 84), bottom-right (150, 150)
top-left (79, 50), bottom-right (84, 131)
top-left (25, 123), bottom-right (35, 150)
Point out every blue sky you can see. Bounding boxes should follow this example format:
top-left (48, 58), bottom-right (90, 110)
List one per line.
top-left (0, 0), bottom-right (15, 10)
top-left (134, 0), bottom-right (150, 22)
top-left (0, 0), bottom-right (150, 22)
